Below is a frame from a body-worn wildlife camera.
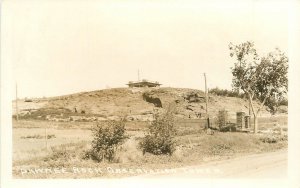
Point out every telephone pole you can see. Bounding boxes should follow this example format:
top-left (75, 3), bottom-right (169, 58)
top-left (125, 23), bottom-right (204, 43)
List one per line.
top-left (204, 73), bottom-right (208, 114)
top-left (204, 73), bottom-right (209, 128)
top-left (15, 83), bottom-right (19, 121)
top-left (138, 69), bottom-right (140, 81)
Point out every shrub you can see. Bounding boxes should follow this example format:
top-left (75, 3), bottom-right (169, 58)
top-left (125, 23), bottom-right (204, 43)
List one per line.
top-left (219, 124), bottom-right (237, 132)
top-left (259, 134), bottom-right (288, 143)
top-left (47, 134), bottom-right (56, 139)
top-left (259, 135), bottom-right (278, 143)
top-left (139, 104), bottom-right (177, 155)
top-left (87, 120), bottom-right (128, 162)
top-left (209, 87), bottom-right (245, 98)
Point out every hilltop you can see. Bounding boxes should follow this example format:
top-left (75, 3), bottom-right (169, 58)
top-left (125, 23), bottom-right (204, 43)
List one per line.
top-left (13, 87), bottom-right (275, 122)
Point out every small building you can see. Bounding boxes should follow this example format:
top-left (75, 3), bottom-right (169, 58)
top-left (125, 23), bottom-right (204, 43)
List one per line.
top-left (127, 79), bottom-right (162, 88)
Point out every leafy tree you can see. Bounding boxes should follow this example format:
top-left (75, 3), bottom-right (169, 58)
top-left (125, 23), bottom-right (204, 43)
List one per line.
top-left (139, 104), bottom-right (177, 155)
top-left (229, 42), bottom-right (288, 133)
top-left (87, 119), bottom-right (128, 162)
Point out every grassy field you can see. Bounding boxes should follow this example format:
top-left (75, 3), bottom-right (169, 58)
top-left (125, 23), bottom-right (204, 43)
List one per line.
top-left (12, 116), bottom-right (288, 179)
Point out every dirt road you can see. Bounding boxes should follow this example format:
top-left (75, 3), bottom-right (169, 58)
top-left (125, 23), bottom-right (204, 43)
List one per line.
top-left (134, 149), bottom-right (287, 179)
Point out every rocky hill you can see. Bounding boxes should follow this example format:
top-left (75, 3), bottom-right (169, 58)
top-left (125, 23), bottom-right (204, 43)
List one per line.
top-left (13, 87), bottom-right (273, 122)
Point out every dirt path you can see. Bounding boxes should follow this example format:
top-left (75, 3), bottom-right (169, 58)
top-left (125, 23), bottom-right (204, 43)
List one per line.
top-left (132, 149), bottom-right (287, 179)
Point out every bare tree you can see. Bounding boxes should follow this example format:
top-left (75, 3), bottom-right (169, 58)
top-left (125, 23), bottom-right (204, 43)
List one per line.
top-left (229, 41), bottom-right (288, 133)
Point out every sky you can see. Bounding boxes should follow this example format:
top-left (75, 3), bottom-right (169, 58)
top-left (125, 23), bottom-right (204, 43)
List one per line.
top-left (2, 0), bottom-right (289, 98)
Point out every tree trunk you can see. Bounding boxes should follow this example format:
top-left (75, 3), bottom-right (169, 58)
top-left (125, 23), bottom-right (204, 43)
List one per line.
top-left (253, 114), bottom-right (258, 134)
top-left (248, 93), bottom-right (259, 134)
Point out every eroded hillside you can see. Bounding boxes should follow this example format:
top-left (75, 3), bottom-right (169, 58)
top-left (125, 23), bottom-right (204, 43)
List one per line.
top-left (13, 87), bottom-right (271, 121)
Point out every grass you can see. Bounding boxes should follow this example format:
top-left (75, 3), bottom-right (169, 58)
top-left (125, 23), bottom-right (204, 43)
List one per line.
top-left (12, 119), bottom-right (149, 131)
top-left (13, 119), bottom-right (94, 130)
top-left (13, 119), bottom-right (288, 178)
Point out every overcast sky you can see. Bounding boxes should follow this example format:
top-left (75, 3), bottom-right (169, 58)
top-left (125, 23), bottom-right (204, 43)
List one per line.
top-left (2, 0), bottom-right (289, 98)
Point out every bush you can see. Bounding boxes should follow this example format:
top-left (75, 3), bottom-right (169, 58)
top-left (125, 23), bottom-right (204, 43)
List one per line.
top-left (47, 134), bottom-right (56, 139)
top-left (210, 87), bottom-right (245, 98)
top-left (259, 134), bottom-right (288, 143)
top-left (219, 124), bottom-right (237, 132)
top-left (139, 105), bottom-right (177, 155)
top-left (87, 120), bottom-right (128, 162)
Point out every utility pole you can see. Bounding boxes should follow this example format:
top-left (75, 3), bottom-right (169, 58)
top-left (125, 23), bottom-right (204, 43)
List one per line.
top-left (204, 73), bottom-right (208, 114)
top-left (204, 73), bottom-right (209, 128)
top-left (138, 69), bottom-right (140, 81)
top-left (15, 83), bottom-right (19, 121)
